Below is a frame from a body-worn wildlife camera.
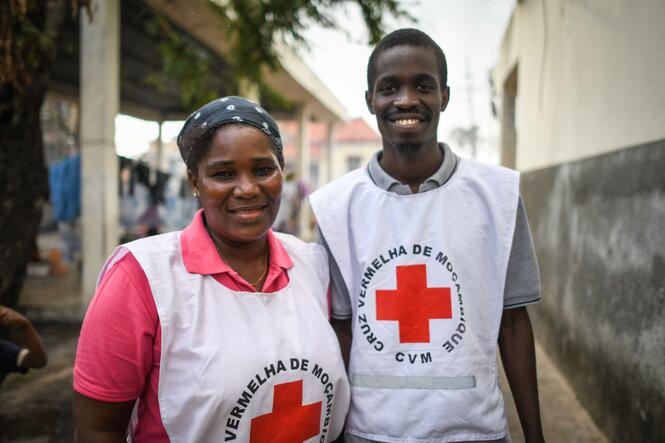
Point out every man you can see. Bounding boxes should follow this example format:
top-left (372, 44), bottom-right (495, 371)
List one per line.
top-left (0, 305), bottom-right (47, 386)
top-left (310, 29), bottom-right (545, 442)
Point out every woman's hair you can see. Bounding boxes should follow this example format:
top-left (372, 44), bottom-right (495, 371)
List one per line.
top-left (177, 96), bottom-right (285, 173)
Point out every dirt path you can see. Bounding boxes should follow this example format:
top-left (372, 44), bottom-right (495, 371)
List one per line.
top-left (1, 322), bottom-right (607, 442)
top-left (501, 342), bottom-right (608, 442)
top-left (0, 322), bottom-right (79, 443)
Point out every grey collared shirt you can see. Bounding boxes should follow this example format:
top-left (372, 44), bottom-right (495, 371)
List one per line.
top-left (367, 142), bottom-right (459, 194)
top-left (321, 143), bottom-right (541, 319)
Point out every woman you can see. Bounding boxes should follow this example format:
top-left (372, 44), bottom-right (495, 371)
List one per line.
top-left (73, 97), bottom-right (350, 442)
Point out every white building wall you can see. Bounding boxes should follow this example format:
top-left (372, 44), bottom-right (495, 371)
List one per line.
top-left (331, 142), bottom-right (379, 180)
top-left (495, 0), bottom-right (665, 171)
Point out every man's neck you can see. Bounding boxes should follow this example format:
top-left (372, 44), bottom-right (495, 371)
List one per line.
top-left (379, 140), bottom-right (443, 193)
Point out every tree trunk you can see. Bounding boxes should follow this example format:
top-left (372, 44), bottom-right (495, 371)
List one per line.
top-left (0, 0), bottom-right (69, 308)
top-left (0, 79), bottom-right (50, 308)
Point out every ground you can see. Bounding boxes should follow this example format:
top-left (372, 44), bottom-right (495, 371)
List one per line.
top-left (0, 272), bottom-right (609, 442)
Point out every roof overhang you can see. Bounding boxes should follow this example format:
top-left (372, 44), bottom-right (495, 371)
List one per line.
top-left (145, 0), bottom-right (346, 123)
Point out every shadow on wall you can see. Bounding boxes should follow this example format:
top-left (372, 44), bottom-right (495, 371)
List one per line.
top-left (521, 138), bottom-right (665, 443)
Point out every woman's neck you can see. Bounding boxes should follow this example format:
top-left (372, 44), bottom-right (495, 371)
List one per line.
top-left (205, 221), bottom-right (270, 290)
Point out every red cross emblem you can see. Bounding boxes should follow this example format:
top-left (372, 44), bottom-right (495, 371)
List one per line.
top-left (250, 379), bottom-right (322, 443)
top-left (376, 264), bottom-right (452, 343)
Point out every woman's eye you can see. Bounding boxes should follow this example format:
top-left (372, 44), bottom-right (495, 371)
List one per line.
top-left (255, 166), bottom-right (275, 176)
top-left (213, 170), bottom-right (234, 179)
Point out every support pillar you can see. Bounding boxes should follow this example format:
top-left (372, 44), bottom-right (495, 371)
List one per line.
top-left (500, 65), bottom-right (518, 168)
top-left (296, 105), bottom-right (312, 240)
top-left (238, 78), bottom-right (260, 103)
top-left (80, 0), bottom-right (120, 303)
top-left (325, 122), bottom-right (334, 183)
top-left (154, 121), bottom-right (163, 180)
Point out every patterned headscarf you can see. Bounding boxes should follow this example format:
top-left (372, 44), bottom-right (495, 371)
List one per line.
top-left (177, 96), bottom-right (283, 170)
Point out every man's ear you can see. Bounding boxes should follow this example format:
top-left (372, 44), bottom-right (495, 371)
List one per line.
top-left (365, 90), bottom-right (375, 115)
top-left (440, 86), bottom-right (450, 112)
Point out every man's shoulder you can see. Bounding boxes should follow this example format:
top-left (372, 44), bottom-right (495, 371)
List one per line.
top-left (458, 157), bottom-right (517, 174)
top-left (456, 158), bottom-right (520, 183)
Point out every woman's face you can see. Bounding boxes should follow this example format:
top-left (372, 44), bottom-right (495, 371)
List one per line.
top-left (189, 125), bottom-right (283, 245)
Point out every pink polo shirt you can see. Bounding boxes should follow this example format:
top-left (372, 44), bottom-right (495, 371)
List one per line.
top-left (74, 210), bottom-right (294, 442)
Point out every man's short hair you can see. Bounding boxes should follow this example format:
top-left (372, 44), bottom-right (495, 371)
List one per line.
top-left (366, 28), bottom-right (448, 93)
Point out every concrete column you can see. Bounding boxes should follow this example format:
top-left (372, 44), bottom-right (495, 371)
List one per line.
top-left (296, 105), bottom-right (312, 240)
top-left (500, 65), bottom-right (518, 169)
top-left (153, 121), bottom-right (163, 183)
top-left (325, 122), bottom-right (334, 183)
top-left (80, 0), bottom-right (120, 303)
top-left (238, 78), bottom-right (260, 103)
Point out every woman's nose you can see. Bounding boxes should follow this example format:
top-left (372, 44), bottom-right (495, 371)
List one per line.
top-left (233, 175), bottom-right (259, 197)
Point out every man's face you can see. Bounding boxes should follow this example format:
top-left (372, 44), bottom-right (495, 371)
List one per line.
top-left (366, 45), bottom-right (449, 153)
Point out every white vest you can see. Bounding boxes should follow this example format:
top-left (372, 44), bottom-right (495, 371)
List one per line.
top-left (98, 232), bottom-right (350, 443)
top-left (310, 160), bottom-right (519, 442)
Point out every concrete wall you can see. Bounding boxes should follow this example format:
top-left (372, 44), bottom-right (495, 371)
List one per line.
top-left (521, 139), bottom-right (665, 442)
top-left (495, 1), bottom-right (665, 441)
top-left (495, 0), bottom-right (665, 171)
top-left (331, 141), bottom-right (378, 180)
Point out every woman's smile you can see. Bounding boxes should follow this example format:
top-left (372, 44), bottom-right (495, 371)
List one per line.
top-left (228, 204), bottom-right (269, 224)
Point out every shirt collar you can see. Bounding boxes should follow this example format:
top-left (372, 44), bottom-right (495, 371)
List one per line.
top-left (180, 209), bottom-right (293, 275)
top-left (367, 142), bottom-right (458, 195)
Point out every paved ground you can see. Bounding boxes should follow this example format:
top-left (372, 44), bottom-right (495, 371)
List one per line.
top-left (499, 343), bottom-right (608, 442)
top-left (0, 272), bottom-right (609, 442)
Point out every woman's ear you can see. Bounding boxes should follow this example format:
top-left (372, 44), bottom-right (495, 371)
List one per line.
top-left (187, 169), bottom-right (199, 197)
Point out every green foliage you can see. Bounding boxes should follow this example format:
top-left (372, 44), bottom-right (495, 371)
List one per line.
top-left (146, 20), bottom-right (222, 109)
top-left (209, 0), bottom-right (412, 87)
top-left (1, 1), bottom-right (53, 89)
top-left (144, 0), bottom-right (412, 111)
top-left (0, 0), bottom-right (90, 90)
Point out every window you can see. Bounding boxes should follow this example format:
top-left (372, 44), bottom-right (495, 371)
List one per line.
top-left (346, 156), bottom-right (362, 172)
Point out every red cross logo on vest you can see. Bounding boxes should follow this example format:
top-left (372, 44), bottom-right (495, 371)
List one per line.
top-left (376, 264), bottom-right (452, 343)
top-left (250, 379), bottom-right (322, 443)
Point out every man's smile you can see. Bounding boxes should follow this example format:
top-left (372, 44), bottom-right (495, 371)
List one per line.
top-left (393, 118), bottom-right (423, 128)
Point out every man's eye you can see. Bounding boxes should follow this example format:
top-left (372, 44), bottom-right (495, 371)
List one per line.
top-left (417, 84), bottom-right (435, 92)
top-left (378, 85), bottom-right (395, 94)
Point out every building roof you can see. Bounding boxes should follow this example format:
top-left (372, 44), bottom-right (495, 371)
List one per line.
top-left (279, 118), bottom-right (379, 145)
top-left (335, 118), bottom-right (381, 143)
top-left (278, 117), bottom-right (380, 159)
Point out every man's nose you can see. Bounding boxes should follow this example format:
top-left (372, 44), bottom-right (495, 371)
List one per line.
top-left (394, 88), bottom-right (419, 108)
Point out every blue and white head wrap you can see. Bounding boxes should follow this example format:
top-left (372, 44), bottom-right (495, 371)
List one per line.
top-left (177, 96), bottom-right (283, 170)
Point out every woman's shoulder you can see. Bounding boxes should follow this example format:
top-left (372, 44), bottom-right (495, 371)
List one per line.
top-left (272, 231), bottom-right (325, 259)
top-left (272, 232), bottom-right (329, 288)
top-left (123, 231), bottom-right (181, 254)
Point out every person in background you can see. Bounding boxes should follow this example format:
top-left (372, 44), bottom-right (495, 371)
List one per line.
top-left (310, 29), bottom-right (545, 442)
top-left (73, 96), bottom-right (349, 443)
top-left (0, 305), bottom-right (48, 386)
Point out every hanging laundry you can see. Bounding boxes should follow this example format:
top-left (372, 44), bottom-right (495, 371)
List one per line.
top-left (48, 154), bottom-right (81, 222)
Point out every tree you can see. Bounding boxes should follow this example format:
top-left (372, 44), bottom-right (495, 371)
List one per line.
top-left (0, 0), bottom-right (410, 307)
